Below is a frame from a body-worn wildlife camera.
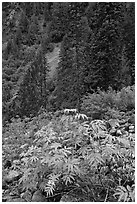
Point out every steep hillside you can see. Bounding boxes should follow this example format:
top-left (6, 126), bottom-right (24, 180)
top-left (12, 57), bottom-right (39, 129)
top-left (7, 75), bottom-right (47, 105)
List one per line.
top-left (46, 43), bottom-right (61, 81)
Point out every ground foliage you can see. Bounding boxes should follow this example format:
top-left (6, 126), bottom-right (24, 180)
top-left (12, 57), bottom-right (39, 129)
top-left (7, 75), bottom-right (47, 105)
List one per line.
top-left (81, 85), bottom-right (135, 120)
top-left (3, 95), bottom-right (135, 201)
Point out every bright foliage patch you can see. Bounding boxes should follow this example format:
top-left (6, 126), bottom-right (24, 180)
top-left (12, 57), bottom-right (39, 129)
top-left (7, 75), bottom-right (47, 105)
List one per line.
top-left (3, 108), bottom-right (134, 202)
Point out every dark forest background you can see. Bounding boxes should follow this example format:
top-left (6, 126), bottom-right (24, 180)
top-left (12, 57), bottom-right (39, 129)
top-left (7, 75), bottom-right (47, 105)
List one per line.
top-left (2, 2), bottom-right (135, 123)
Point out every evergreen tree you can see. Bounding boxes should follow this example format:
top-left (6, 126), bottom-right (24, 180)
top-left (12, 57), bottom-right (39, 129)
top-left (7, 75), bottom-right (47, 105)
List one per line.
top-left (86, 2), bottom-right (125, 90)
top-left (50, 2), bottom-right (69, 39)
top-left (18, 48), bottom-right (49, 117)
top-left (27, 15), bottom-right (41, 45)
top-left (122, 2), bottom-right (135, 85)
top-left (55, 3), bottom-right (90, 110)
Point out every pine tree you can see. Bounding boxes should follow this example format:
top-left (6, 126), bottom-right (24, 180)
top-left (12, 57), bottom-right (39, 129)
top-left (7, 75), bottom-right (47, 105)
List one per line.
top-left (27, 14), bottom-right (41, 45)
top-left (18, 47), bottom-right (49, 117)
top-left (50, 2), bottom-right (69, 38)
top-left (55, 3), bottom-right (90, 110)
top-left (122, 2), bottom-right (135, 85)
top-left (86, 2), bottom-right (125, 90)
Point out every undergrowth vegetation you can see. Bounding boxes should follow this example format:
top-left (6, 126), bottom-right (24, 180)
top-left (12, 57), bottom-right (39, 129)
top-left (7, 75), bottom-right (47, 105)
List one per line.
top-left (2, 86), bottom-right (135, 202)
top-left (81, 85), bottom-right (135, 120)
top-left (20, 113), bottom-right (135, 201)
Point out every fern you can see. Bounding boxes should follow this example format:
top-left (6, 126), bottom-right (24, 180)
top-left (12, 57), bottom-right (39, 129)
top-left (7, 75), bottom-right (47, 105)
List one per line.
top-left (44, 173), bottom-right (60, 196)
top-left (15, 109), bottom-right (134, 201)
top-left (113, 185), bottom-right (134, 202)
top-left (101, 133), bottom-right (115, 144)
top-left (63, 157), bottom-right (80, 174)
top-left (101, 144), bottom-right (118, 159)
top-left (87, 152), bottom-right (105, 168)
top-left (62, 173), bottom-right (75, 185)
top-left (75, 113), bottom-right (88, 120)
top-left (30, 155), bottom-right (39, 163)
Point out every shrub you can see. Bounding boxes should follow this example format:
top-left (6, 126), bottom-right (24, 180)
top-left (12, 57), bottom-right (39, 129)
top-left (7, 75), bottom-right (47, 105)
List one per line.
top-left (81, 85), bottom-right (135, 119)
top-left (18, 110), bottom-right (135, 201)
top-left (115, 86), bottom-right (135, 111)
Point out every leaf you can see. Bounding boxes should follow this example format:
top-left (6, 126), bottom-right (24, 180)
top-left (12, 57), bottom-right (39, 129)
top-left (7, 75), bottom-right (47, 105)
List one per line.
top-left (102, 144), bottom-right (117, 159)
top-left (44, 173), bottom-right (60, 196)
top-left (78, 146), bottom-right (89, 157)
top-left (44, 184), bottom-right (54, 197)
top-left (62, 173), bottom-right (75, 185)
top-left (48, 173), bottom-right (60, 183)
top-left (75, 113), bottom-right (88, 120)
top-left (129, 188), bottom-right (135, 202)
top-left (30, 155), bottom-right (39, 163)
top-left (58, 147), bottom-right (72, 157)
top-left (19, 168), bottom-right (31, 184)
top-left (63, 157), bottom-right (80, 174)
top-left (39, 179), bottom-right (48, 191)
top-left (116, 185), bottom-right (127, 192)
top-left (21, 157), bottom-right (29, 165)
top-left (20, 143), bottom-right (29, 149)
top-left (102, 133), bottom-right (115, 144)
top-left (82, 121), bottom-right (90, 128)
top-left (114, 185), bottom-right (129, 202)
top-left (64, 109), bottom-right (77, 114)
top-left (118, 192), bottom-right (127, 202)
top-left (40, 154), bottom-right (52, 165)
top-left (50, 142), bottom-right (62, 151)
top-left (54, 159), bottom-right (64, 170)
top-left (87, 152), bottom-right (104, 167)
top-left (90, 120), bottom-right (107, 135)
top-left (126, 185), bottom-right (131, 192)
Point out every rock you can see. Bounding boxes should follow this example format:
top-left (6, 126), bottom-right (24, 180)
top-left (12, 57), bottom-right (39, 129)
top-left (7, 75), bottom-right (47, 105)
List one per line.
top-left (4, 160), bottom-right (12, 169)
top-left (110, 128), bottom-right (117, 135)
top-left (116, 129), bottom-right (122, 136)
top-left (60, 193), bottom-right (90, 202)
top-left (124, 125), bottom-right (129, 131)
top-left (2, 195), bottom-right (12, 202)
top-left (129, 125), bottom-right (135, 130)
top-left (60, 194), bottom-right (79, 202)
top-left (2, 197), bottom-right (7, 202)
top-left (7, 198), bottom-right (25, 202)
top-left (122, 131), bottom-right (129, 137)
top-left (13, 159), bottom-right (21, 165)
top-left (119, 119), bottom-right (127, 125)
top-left (108, 119), bottom-right (120, 129)
top-left (31, 190), bottom-right (48, 202)
top-left (128, 115), bottom-right (135, 124)
top-left (129, 130), bottom-right (135, 133)
top-left (4, 170), bottom-right (22, 183)
top-left (11, 154), bottom-right (20, 160)
top-left (128, 125), bottom-right (135, 133)
top-left (21, 190), bottom-right (32, 202)
top-left (128, 133), bottom-right (135, 140)
top-left (2, 180), bottom-right (8, 190)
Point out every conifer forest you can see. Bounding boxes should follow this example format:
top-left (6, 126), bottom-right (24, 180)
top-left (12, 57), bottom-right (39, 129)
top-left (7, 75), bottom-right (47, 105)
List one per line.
top-left (2, 2), bottom-right (135, 202)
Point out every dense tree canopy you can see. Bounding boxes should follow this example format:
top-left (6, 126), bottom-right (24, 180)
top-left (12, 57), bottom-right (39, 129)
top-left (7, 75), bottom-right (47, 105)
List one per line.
top-left (2, 2), bottom-right (135, 122)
